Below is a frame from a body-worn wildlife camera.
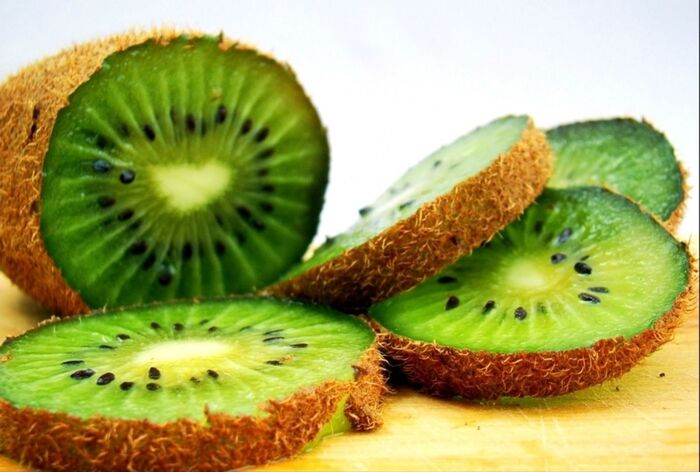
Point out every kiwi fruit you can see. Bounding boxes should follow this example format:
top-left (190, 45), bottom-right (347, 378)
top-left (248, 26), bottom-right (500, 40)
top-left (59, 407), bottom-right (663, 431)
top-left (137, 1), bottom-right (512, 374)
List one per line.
top-left (0, 297), bottom-right (384, 471)
top-left (0, 30), bottom-right (329, 315)
top-left (547, 118), bottom-right (686, 230)
top-left (267, 115), bottom-right (552, 312)
top-left (370, 187), bottom-right (697, 399)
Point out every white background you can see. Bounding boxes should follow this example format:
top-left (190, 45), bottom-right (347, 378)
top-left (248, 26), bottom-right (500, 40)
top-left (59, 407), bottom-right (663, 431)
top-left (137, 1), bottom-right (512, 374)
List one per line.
top-left (1, 0), bottom-right (697, 239)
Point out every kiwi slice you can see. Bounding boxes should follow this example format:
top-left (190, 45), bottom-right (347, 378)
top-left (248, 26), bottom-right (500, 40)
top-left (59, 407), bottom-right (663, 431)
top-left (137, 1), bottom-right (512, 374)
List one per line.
top-left (0, 31), bottom-right (328, 314)
top-left (0, 298), bottom-right (383, 471)
top-left (548, 118), bottom-right (686, 229)
top-left (370, 187), bottom-right (696, 398)
top-left (268, 115), bottom-right (552, 312)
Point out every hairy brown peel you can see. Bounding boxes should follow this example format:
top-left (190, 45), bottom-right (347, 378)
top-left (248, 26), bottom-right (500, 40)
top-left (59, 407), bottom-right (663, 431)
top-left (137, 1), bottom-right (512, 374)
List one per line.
top-left (0, 340), bottom-right (385, 472)
top-left (373, 253), bottom-right (697, 399)
top-left (267, 120), bottom-right (553, 313)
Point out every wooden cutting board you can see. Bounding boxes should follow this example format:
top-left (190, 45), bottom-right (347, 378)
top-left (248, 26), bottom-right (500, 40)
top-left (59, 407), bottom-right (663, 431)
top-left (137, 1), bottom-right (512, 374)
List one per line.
top-left (0, 273), bottom-right (697, 471)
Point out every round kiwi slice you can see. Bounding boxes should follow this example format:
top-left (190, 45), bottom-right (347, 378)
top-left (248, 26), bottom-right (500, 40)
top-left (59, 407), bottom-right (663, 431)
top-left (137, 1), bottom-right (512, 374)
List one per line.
top-left (0, 298), bottom-right (384, 471)
top-left (370, 187), bottom-right (696, 398)
top-left (547, 118), bottom-right (686, 229)
top-left (267, 115), bottom-right (552, 312)
top-left (0, 30), bottom-right (328, 314)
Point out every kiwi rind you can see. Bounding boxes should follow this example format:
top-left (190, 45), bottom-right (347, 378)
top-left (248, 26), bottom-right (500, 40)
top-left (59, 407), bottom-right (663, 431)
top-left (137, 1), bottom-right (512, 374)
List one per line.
top-left (0, 307), bottom-right (385, 471)
top-left (370, 192), bottom-right (698, 399)
top-left (0, 29), bottom-right (327, 315)
top-left (266, 119), bottom-right (552, 313)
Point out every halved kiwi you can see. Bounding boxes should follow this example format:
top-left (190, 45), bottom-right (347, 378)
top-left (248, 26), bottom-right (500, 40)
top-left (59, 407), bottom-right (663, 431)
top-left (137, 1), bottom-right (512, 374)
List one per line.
top-left (267, 115), bottom-right (552, 312)
top-left (0, 30), bottom-right (328, 314)
top-left (0, 297), bottom-right (384, 471)
top-left (370, 187), bottom-right (696, 398)
top-left (547, 118), bottom-right (686, 229)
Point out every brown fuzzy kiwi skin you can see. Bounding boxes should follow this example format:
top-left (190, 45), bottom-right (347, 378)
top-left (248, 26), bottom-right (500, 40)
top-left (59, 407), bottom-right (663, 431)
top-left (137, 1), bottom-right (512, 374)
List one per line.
top-left (0, 29), bottom-right (295, 316)
top-left (266, 119), bottom-right (553, 313)
top-left (664, 161), bottom-right (689, 233)
top-left (0, 333), bottom-right (385, 472)
top-left (372, 249), bottom-right (698, 400)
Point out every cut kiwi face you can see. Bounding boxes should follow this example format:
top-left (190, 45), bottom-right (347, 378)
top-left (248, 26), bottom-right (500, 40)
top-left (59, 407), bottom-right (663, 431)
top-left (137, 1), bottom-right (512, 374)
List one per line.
top-left (268, 115), bottom-right (552, 312)
top-left (0, 31), bottom-right (328, 314)
top-left (371, 187), bottom-right (695, 398)
top-left (548, 118), bottom-right (685, 227)
top-left (0, 298), bottom-right (383, 471)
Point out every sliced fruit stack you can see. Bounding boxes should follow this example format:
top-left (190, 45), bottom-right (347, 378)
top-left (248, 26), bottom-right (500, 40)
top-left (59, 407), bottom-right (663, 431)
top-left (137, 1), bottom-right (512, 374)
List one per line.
top-left (0, 29), bottom-right (695, 472)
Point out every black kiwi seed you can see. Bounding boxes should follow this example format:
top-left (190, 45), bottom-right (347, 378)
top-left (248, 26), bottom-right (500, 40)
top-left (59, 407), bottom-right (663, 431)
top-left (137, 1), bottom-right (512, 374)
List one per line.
top-left (358, 206), bottom-right (372, 217)
top-left (437, 276), bottom-right (457, 284)
top-left (580, 255), bottom-right (590, 261)
top-left (589, 286), bottom-right (609, 293)
top-left (264, 329), bottom-right (283, 335)
top-left (119, 170), bottom-right (135, 184)
top-left (92, 159), bottom-right (111, 173)
top-left (61, 360), bottom-right (84, 366)
top-left (146, 383), bottom-right (160, 391)
top-left (514, 307), bottom-right (527, 320)
top-left (116, 334), bottom-right (130, 341)
top-left (237, 206), bottom-right (252, 220)
top-left (143, 124), bottom-right (156, 141)
top-left (263, 336), bottom-right (284, 343)
top-left (534, 221), bottom-right (544, 234)
top-left (445, 296), bottom-right (460, 311)
top-left (241, 119), bottom-right (252, 134)
top-left (398, 200), bottom-right (414, 211)
top-left (199, 319), bottom-right (209, 325)
top-left (142, 253), bottom-right (157, 270)
top-left (266, 360), bottom-right (283, 366)
top-left (574, 262), bottom-right (593, 275)
top-left (550, 253), bottom-right (567, 264)
top-left (257, 168), bottom-right (270, 177)
top-left (251, 219), bottom-right (266, 231)
top-left (157, 267), bottom-right (174, 286)
top-left (96, 135), bottom-right (109, 149)
top-left (215, 105), bottom-right (227, 124)
top-left (254, 127), bottom-right (269, 143)
top-left (215, 241), bottom-right (226, 256)
top-left (260, 202), bottom-right (274, 213)
top-left (186, 114), bottom-right (196, 133)
top-left (96, 372), bottom-right (115, 386)
top-left (482, 300), bottom-right (496, 314)
top-left (120, 381), bottom-right (134, 391)
top-left (97, 196), bottom-right (116, 208)
top-left (207, 369), bottom-right (219, 379)
top-left (148, 367), bottom-right (161, 380)
top-left (208, 326), bottom-right (219, 333)
top-left (182, 243), bottom-right (193, 260)
top-left (128, 241), bottom-right (148, 255)
top-left (290, 343), bottom-right (308, 348)
top-left (190, 377), bottom-right (201, 384)
top-left (173, 323), bottom-right (184, 331)
top-left (557, 227), bottom-right (573, 244)
top-left (117, 209), bottom-right (134, 221)
top-left (150, 321), bottom-right (161, 330)
top-left (129, 220), bottom-right (142, 231)
top-left (579, 293), bottom-right (601, 304)
top-left (537, 303), bottom-right (547, 314)
top-left (256, 148), bottom-right (275, 160)
top-left (261, 184), bottom-right (275, 194)
top-left (433, 160), bottom-right (441, 168)
top-left (71, 369), bottom-right (95, 380)
top-left (99, 345), bottom-right (115, 350)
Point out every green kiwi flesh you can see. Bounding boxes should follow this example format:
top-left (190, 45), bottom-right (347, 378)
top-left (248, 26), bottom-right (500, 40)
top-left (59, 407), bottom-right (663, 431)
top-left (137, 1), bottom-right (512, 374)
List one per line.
top-left (40, 35), bottom-right (329, 308)
top-left (547, 118), bottom-right (683, 222)
top-left (0, 298), bottom-right (373, 424)
top-left (283, 115), bottom-right (530, 278)
top-left (370, 187), bottom-right (690, 353)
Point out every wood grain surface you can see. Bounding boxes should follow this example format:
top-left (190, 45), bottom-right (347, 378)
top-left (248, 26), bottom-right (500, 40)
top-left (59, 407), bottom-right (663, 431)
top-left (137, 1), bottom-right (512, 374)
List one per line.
top-left (0, 272), bottom-right (697, 472)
